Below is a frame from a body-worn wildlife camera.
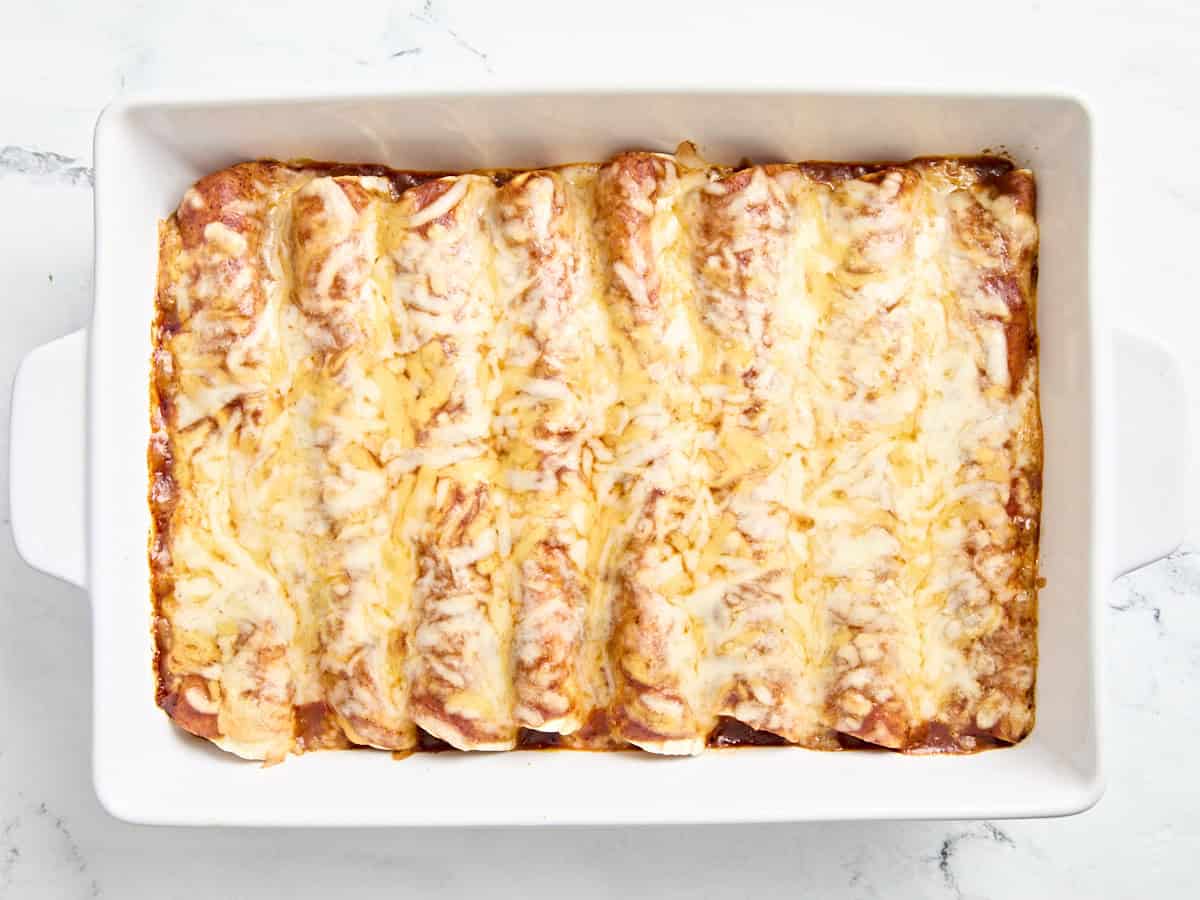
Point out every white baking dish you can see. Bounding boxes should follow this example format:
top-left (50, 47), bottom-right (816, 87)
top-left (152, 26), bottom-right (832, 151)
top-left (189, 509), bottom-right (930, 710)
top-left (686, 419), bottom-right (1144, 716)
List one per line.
top-left (8, 89), bottom-right (1187, 826)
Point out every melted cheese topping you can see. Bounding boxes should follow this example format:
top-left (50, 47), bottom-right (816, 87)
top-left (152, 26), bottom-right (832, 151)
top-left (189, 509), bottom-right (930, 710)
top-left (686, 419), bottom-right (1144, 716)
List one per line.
top-left (150, 153), bottom-right (1040, 761)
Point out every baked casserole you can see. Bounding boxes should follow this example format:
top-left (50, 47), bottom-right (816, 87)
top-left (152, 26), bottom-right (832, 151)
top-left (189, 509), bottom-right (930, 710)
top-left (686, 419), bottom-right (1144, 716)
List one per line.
top-left (149, 147), bottom-right (1040, 762)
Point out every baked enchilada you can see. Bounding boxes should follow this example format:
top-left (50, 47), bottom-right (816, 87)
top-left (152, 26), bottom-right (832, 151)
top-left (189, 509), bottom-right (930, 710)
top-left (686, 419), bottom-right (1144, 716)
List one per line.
top-left (149, 147), bottom-right (1040, 762)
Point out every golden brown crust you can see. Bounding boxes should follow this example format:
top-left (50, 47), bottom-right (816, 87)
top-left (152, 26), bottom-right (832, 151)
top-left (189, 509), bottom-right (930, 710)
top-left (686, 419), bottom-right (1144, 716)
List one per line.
top-left (513, 541), bottom-right (586, 729)
top-left (151, 162), bottom-right (315, 761)
top-left (408, 482), bottom-right (516, 750)
top-left (608, 562), bottom-right (703, 748)
top-left (291, 178), bottom-right (376, 349)
top-left (151, 151), bottom-right (1040, 760)
top-left (596, 152), bottom-right (676, 327)
top-left (900, 165), bottom-right (1040, 752)
top-left (149, 241), bottom-right (179, 716)
top-left (496, 170), bottom-right (593, 734)
top-left (294, 701), bottom-right (352, 752)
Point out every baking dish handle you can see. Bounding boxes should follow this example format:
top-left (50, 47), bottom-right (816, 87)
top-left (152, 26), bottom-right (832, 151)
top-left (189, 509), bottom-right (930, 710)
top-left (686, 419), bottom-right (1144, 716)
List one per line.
top-left (9, 329), bottom-right (87, 588)
top-left (1114, 328), bottom-right (1188, 577)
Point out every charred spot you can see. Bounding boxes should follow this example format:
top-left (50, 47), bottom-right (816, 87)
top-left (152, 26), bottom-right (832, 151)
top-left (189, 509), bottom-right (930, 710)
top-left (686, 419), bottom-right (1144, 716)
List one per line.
top-left (415, 727), bottom-right (455, 752)
top-left (795, 161), bottom-right (884, 184)
top-left (487, 169), bottom-right (523, 187)
top-left (286, 158), bottom-right (452, 196)
top-left (988, 169), bottom-right (1036, 216)
top-left (707, 716), bottom-right (789, 748)
top-left (517, 728), bottom-right (562, 750)
top-left (835, 732), bottom-right (889, 751)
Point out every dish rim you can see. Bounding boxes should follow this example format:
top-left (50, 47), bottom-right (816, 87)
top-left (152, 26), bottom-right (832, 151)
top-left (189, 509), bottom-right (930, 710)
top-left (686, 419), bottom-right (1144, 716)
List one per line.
top-left (87, 87), bottom-right (1103, 825)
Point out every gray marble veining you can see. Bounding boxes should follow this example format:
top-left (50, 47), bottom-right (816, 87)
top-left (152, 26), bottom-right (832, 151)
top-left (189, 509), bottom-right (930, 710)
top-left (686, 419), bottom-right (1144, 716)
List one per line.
top-left (0, 147), bottom-right (93, 188)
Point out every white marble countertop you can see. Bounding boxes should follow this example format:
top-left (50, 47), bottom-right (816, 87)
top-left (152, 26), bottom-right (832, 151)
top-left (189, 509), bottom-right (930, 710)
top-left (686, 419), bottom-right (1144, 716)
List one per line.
top-left (2, 1), bottom-right (1198, 896)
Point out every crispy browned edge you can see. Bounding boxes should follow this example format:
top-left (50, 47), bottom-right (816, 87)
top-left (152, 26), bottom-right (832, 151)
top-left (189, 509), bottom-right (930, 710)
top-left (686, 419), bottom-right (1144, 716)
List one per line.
top-left (985, 166), bottom-right (1041, 749)
top-left (904, 164), bottom-right (1041, 754)
top-left (148, 153), bottom-right (1040, 756)
top-left (149, 219), bottom-right (180, 726)
top-left (1000, 166), bottom-right (1041, 750)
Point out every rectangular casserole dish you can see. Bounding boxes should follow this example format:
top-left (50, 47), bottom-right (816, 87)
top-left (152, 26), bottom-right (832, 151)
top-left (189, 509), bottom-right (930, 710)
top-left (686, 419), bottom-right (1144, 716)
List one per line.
top-left (9, 89), bottom-right (1175, 825)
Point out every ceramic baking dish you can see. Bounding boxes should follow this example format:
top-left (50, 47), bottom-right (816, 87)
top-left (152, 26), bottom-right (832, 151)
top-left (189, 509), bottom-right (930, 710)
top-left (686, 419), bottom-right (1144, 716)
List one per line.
top-left (9, 89), bottom-right (1187, 826)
